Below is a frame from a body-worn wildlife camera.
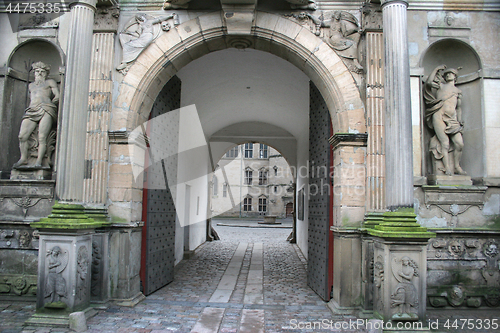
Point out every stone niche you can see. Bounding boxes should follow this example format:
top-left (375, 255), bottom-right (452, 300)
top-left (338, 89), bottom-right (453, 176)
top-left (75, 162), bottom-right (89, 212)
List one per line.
top-left (427, 233), bottom-right (500, 309)
top-left (0, 39), bottom-right (63, 179)
top-left (421, 38), bottom-right (483, 182)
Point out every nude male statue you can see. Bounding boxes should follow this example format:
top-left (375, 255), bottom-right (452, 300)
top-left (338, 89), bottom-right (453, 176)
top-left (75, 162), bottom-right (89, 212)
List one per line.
top-left (424, 65), bottom-right (466, 176)
top-left (13, 61), bottom-right (59, 169)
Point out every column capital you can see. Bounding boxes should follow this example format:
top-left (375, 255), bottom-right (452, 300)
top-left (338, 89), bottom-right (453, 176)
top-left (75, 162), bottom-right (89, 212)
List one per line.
top-left (381, 0), bottom-right (408, 7)
top-left (68, 0), bottom-right (97, 11)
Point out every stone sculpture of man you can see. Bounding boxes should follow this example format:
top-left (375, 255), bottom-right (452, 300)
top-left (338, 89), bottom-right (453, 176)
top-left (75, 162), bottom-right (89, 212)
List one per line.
top-left (13, 61), bottom-right (59, 169)
top-left (424, 65), bottom-right (465, 176)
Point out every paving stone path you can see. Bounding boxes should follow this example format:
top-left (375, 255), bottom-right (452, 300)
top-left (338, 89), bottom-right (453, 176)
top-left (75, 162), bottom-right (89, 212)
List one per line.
top-left (1, 219), bottom-right (498, 332)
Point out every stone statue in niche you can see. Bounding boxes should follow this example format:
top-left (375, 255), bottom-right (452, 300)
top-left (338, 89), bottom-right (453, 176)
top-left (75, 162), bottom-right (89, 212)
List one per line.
top-left (308, 11), bottom-right (363, 73)
top-left (424, 65), bottom-right (466, 176)
top-left (76, 246), bottom-right (89, 301)
top-left (45, 246), bottom-right (68, 307)
top-left (12, 61), bottom-right (59, 170)
top-left (390, 256), bottom-right (419, 320)
top-left (117, 13), bottom-right (179, 73)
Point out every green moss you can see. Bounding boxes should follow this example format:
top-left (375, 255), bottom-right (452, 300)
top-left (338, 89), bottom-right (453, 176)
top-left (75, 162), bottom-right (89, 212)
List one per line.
top-left (367, 209), bottom-right (436, 239)
top-left (485, 215), bottom-right (500, 230)
top-left (31, 202), bottom-right (108, 230)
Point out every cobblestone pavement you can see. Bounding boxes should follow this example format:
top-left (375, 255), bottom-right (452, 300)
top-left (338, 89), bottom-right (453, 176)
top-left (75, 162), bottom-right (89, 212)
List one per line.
top-left (1, 219), bottom-right (499, 333)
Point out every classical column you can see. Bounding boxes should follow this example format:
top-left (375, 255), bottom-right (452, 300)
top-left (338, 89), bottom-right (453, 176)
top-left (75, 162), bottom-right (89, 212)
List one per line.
top-left (56, 0), bottom-right (97, 202)
top-left (381, 0), bottom-right (413, 211)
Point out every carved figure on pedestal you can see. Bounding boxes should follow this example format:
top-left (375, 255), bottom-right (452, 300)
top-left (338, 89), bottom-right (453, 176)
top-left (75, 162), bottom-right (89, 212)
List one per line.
top-left (76, 246), bottom-right (89, 301)
top-left (13, 61), bottom-right (59, 170)
top-left (91, 240), bottom-right (102, 296)
top-left (390, 256), bottom-right (419, 320)
top-left (117, 13), bottom-right (179, 73)
top-left (424, 65), bottom-right (466, 176)
top-left (45, 246), bottom-right (68, 308)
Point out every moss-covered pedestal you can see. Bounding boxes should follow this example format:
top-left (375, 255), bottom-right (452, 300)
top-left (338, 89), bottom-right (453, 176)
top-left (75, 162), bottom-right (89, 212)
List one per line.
top-left (26, 202), bottom-right (108, 327)
top-left (367, 209), bottom-right (435, 329)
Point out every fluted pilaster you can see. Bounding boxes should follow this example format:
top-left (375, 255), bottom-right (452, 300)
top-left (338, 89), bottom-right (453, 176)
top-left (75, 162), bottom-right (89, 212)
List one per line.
top-left (56, 0), bottom-right (96, 201)
top-left (381, 0), bottom-right (413, 210)
top-left (83, 32), bottom-right (114, 204)
top-left (366, 31), bottom-right (386, 212)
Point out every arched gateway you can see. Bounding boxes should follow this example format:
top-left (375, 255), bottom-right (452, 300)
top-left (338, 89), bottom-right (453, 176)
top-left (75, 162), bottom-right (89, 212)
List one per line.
top-left (107, 10), bottom-right (366, 303)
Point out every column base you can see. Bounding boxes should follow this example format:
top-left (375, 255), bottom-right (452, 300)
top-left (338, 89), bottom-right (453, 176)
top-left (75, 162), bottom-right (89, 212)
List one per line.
top-left (327, 299), bottom-right (360, 316)
top-left (24, 306), bottom-right (97, 328)
top-left (113, 292), bottom-right (146, 307)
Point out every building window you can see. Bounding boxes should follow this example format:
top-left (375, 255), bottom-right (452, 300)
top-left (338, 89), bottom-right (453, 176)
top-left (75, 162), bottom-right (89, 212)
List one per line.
top-left (212, 176), bottom-right (218, 196)
top-left (259, 169), bottom-right (267, 185)
top-left (274, 166), bottom-right (278, 176)
top-left (243, 197), bottom-right (252, 211)
top-left (244, 143), bottom-right (253, 158)
top-left (274, 186), bottom-right (278, 193)
top-left (245, 169), bottom-right (253, 185)
top-left (259, 197), bottom-right (267, 214)
top-left (223, 183), bottom-right (227, 197)
top-left (225, 146), bottom-right (239, 158)
top-left (259, 144), bottom-right (268, 159)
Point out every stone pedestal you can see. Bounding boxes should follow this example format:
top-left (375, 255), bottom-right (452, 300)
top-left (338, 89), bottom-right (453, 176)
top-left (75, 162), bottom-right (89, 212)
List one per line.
top-left (10, 168), bottom-right (52, 181)
top-left (367, 209), bottom-right (435, 327)
top-left (372, 237), bottom-right (429, 322)
top-left (27, 203), bottom-right (107, 327)
top-left (427, 175), bottom-right (472, 186)
top-left (26, 229), bottom-right (96, 326)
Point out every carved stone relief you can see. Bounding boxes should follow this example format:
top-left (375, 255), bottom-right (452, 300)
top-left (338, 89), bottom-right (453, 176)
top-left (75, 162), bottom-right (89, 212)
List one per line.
top-left (483, 240), bottom-right (499, 258)
top-left (76, 246), bottom-right (89, 301)
top-left (428, 236), bottom-right (500, 309)
top-left (91, 240), bottom-right (102, 297)
top-left (117, 13), bottom-right (180, 74)
top-left (374, 257), bottom-right (384, 288)
top-left (284, 10), bottom-right (363, 74)
top-left (390, 256), bottom-right (419, 320)
top-left (45, 246), bottom-right (68, 308)
top-left (0, 229), bottom-right (34, 249)
top-left (19, 13), bottom-right (59, 30)
top-left (163, 0), bottom-right (191, 10)
top-left (0, 275), bottom-right (37, 296)
top-left (286, 0), bottom-right (317, 10)
top-left (447, 285), bottom-right (465, 307)
top-left (94, 6), bottom-right (120, 32)
top-left (362, 2), bottom-right (382, 31)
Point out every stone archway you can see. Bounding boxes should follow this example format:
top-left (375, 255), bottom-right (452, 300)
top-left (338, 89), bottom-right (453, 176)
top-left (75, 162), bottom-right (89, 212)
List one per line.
top-left (108, 10), bottom-right (365, 223)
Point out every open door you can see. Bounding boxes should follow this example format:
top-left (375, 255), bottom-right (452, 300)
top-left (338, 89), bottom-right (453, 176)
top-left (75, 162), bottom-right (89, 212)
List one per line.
top-left (140, 76), bottom-right (181, 295)
top-left (307, 81), bottom-right (332, 301)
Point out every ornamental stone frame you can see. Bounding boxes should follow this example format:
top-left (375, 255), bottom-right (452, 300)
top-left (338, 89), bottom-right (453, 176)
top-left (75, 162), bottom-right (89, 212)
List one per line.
top-left (109, 10), bottom-right (366, 223)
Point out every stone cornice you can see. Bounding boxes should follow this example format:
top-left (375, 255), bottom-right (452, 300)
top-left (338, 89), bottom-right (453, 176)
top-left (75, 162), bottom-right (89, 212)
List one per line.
top-left (328, 133), bottom-right (368, 149)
